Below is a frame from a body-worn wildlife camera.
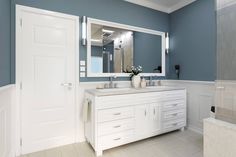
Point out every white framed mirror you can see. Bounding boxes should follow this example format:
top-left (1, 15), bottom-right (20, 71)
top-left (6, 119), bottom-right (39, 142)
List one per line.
top-left (87, 18), bottom-right (166, 77)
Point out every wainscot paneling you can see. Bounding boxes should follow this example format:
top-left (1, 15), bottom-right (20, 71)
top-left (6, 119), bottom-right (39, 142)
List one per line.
top-left (162, 80), bottom-right (215, 133)
top-left (0, 85), bottom-right (14, 157)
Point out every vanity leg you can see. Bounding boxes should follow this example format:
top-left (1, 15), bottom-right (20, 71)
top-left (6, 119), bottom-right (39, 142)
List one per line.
top-left (180, 127), bottom-right (185, 132)
top-left (95, 150), bottom-right (103, 156)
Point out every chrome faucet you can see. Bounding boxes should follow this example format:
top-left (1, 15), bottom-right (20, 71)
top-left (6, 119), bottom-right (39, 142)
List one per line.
top-left (109, 75), bottom-right (117, 88)
top-left (149, 76), bottom-right (155, 86)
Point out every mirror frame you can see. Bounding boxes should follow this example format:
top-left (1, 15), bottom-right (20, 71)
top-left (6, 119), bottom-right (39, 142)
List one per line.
top-left (87, 18), bottom-right (166, 77)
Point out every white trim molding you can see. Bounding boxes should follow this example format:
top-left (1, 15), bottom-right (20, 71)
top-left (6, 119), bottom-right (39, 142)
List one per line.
top-left (0, 85), bottom-right (15, 93)
top-left (124, 0), bottom-right (196, 14)
top-left (0, 84), bottom-right (15, 157)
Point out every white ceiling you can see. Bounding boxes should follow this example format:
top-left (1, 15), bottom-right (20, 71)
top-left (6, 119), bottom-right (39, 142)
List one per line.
top-left (124, 0), bottom-right (197, 13)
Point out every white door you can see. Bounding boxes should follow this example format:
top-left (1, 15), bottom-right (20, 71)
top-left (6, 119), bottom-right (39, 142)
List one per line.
top-left (17, 6), bottom-right (78, 154)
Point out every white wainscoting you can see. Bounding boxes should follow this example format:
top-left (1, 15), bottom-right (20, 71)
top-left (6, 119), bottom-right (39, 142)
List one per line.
top-left (77, 80), bottom-right (215, 142)
top-left (162, 80), bottom-right (215, 133)
top-left (0, 85), bottom-right (14, 157)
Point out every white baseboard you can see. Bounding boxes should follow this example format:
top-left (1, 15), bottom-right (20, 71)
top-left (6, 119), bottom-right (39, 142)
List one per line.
top-left (187, 125), bottom-right (203, 135)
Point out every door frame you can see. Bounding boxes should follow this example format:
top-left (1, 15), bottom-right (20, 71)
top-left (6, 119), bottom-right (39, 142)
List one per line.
top-left (15, 5), bottom-right (80, 156)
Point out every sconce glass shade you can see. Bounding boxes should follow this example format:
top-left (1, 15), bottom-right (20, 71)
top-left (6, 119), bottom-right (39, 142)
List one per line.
top-left (82, 16), bottom-right (87, 46)
top-left (165, 32), bottom-right (169, 53)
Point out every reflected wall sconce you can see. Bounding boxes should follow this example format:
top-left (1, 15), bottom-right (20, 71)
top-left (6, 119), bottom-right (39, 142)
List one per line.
top-left (82, 16), bottom-right (87, 46)
top-left (165, 32), bottom-right (169, 54)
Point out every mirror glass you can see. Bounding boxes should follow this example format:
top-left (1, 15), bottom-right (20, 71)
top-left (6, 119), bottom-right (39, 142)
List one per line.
top-left (87, 18), bottom-right (165, 77)
top-left (91, 24), bottom-right (134, 73)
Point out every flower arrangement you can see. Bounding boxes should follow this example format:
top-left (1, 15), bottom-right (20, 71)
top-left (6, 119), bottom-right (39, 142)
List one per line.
top-left (130, 65), bottom-right (143, 78)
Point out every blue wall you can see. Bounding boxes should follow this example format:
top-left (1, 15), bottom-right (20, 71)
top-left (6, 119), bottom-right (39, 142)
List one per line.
top-left (0, 0), bottom-right (217, 86)
top-left (0, 0), bottom-right (11, 87)
top-left (11, 0), bottom-right (170, 82)
top-left (169, 0), bottom-right (216, 81)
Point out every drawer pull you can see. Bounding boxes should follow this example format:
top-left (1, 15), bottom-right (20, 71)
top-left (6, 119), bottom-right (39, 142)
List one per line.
top-left (113, 138), bottom-right (121, 141)
top-left (172, 123), bottom-right (178, 126)
top-left (172, 113), bottom-right (178, 116)
top-left (113, 113), bottom-right (121, 116)
top-left (172, 104), bottom-right (178, 107)
top-left (113, 125), bottom-right (121, 128)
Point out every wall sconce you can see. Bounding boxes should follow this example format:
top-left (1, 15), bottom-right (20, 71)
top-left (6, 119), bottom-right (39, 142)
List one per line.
top-left (82, 16), bottom-right (87, 46)
top-left (165, 32), bottom-right (169, 54)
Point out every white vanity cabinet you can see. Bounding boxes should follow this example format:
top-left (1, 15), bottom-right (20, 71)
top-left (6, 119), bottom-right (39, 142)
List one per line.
top-left (85, 88), bottom-right (186, 156)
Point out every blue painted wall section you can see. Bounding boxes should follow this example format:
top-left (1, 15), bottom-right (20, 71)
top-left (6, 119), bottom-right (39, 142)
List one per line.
top-left (1, 0), bottom-right (217, 85)
top-left (0, 0), bottom-right (11, 87)
top-left (169, 0), bottom-right (216, 81)
top-left (11, 0), bottom-right (170, 82)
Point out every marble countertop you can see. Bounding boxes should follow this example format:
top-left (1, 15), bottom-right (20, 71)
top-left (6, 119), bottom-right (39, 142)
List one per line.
top-left (204, 118), bottom-right (236, 131)
top-left (86, 86), bottom-right (186, 97)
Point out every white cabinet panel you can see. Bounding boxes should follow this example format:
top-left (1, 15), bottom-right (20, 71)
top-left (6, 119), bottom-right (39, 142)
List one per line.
top-left (98, 130), bottom-right (134, 150)
top-left (149, 104), bottom-right (161, 133)
top-left (134, 105), bottom-right (149, 137)
top-left (98, 107), bottom-right (134, 122)
top-left (98, 119), bottom-right (134, 136)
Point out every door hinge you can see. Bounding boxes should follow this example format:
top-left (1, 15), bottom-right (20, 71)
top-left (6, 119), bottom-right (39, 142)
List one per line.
top-left (20, 138), bottom-right (22, 146)
top-left (20, 18), bottom-right (23, 27)
top-left (20, 82), bottom-right (23, 90)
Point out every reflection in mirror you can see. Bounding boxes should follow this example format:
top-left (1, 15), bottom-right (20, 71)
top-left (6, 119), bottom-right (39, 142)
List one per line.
top-left (134, 32), bottom-right (162, 73)
top-left (87, 18), bottom-right (166, 77)
top-left (91, 24), bottom-right (133, 73)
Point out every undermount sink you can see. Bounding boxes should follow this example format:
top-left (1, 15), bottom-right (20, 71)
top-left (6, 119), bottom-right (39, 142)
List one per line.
top-left (97, 88), bottom-right (132, 92)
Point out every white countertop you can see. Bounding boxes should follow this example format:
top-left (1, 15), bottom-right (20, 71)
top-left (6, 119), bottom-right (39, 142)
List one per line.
top-left (86, 86), bottom-right (186, 96)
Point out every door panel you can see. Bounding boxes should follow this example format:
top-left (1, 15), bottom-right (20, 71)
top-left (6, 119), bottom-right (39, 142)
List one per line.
top-left (150, 104), bottom-right (161, 133)
top-left (134, 105), bottom-right (149, 137)
top-left (19, 8), bottom-right (77, 154)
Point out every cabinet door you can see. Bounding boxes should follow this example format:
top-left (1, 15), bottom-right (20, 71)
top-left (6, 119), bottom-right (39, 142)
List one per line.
top-left (134, 105), bottom-right (149, 137)
top-left (149, 104), bottom-right (161, 133)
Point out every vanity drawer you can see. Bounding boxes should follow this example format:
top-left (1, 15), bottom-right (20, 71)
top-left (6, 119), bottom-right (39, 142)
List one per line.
top-left (162, 109), bottom-right (186, 121)
top-left (98, 107), bottom-right (134, 122)
top-left (98, 118), bottom-right (134, 136)
top-left (162, 120), bottom-right (185, 132)
top-left (98, 130), bottom-right (134, 150)
top-left (162, 100), bottom-right (185, 111)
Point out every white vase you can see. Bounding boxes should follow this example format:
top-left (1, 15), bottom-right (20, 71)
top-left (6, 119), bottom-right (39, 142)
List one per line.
top-left (132, 75), bottom-right (141, 88)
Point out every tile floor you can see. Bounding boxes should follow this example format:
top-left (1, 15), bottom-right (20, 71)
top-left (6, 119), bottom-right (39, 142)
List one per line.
top-left (21, 129), bottom-right (203, 157)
